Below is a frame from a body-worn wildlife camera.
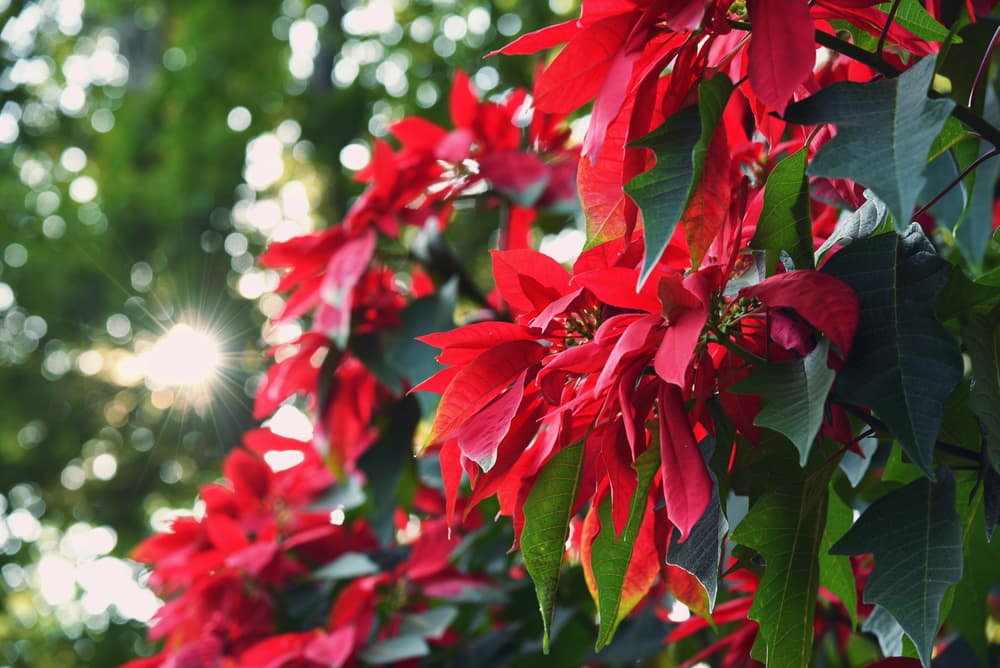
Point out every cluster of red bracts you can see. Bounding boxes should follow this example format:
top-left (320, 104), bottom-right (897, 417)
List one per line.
top-left (123, 0), bottom-right (1000, 664)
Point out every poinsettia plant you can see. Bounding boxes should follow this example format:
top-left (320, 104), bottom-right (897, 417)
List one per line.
top-left (127, 1), bottom-right (1000, 666)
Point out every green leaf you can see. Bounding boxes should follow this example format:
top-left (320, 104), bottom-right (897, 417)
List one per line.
top-left (625, 75), bottom-right (732, 287)
top-left (731, 461), bottom-right (834, 668)
top-left (820, 488), bottom-right (858, 629)
top-left (877, 0), bottom-right (951, 41)
top-left (953, 88), bottom-right (1000, 269)
top-left (750, 147), bottom-right (813, 275)
top-left (928, 117), bottom-right (974, 163)
top-left (919, 152), bottom-right (967, 224)
top-left (816, 190), bottom-right (889, 259)
top-left (785, 57), bottom-right (954, 229)
top-left (666, 438), bottom-right (727, 615)
top-left (399, 606), bottom-right (458, 640)
top-left (830, 467), bottom-right (963, 668)
top-left (839, 435), bottom-right (879, 488)
top-left (591, 444), bottom-right (659, 650)
top-left (950, 482), bottom-right (1000, 663)
top-left (732, 339), bottom-right (836, 466)
top-left (964, 310), bottom-right (1000, 474)
top-left (359, 635), bottom-right (429, 664)
top-left (862, 605), bottom-right (906, 658)
top-left (822, 225), bottom-right (963, 477)
top-left (355, 277), bottom-right (456, 395)
top-left (311, 552), bottom-right (380, 581)
top-left (521, 442), bottom-right (585, 653)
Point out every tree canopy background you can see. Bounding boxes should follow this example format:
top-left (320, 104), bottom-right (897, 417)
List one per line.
top-left (0, 1), bottom-right (563, 665)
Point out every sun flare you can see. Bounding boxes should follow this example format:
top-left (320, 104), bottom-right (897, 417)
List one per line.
top-left (140, 323), bottom-right (221, 388)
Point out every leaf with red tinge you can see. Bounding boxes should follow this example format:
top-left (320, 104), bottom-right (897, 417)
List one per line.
top-left (658, 384), bottom-right (713, 540)
top-left (681, 126), bottom-right (731, 269)
top-left (748, 0), bottom-right (815, 113)
top-left (582, 444), bottom-right (660, 650)
top-left (425, 340), bottom-right (546, 446)
top-left (741, 270), bottom-right (860, 357)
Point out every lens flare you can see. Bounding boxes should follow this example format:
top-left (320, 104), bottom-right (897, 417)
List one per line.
top-left (140, 324), bottom-right (220, 388)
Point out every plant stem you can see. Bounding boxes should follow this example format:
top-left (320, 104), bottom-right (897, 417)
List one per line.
top-left (912, 148), bottom-right (1000, 220)
top-left (707, 324), bottom-right (768, 366)
top-left (876, 0), bottom-right (902, 59)
top-left (969, 24), bottom-right (1000, 108)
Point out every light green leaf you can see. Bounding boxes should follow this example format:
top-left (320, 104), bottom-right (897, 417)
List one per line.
top-left (820, 489), bottom-right (858, 629)
top-left (521, 442), bottom-right (584, 653)
top-left (359, 635), bottom-right (429, 664)
top-left (731, 462), bottom-right (833, 668)
top-left (750, 147), bottom-right (813, 275)
top-left (831, 467), bottom-right (963, 668)
top-left (625, 75), bottom-right (732, 288)
top-left (591, 444), bottom-right (659, 650)
top-left (822, 224), bottom-right (963, 477)
top-left (732, 339), bottom-right (836, 466)
top-left (399, 606), bottom-right (458, 640)
top-left (927, 117), bottom-right (973, 162)
top-left (877, 0), bottom-right (951, 41)
top-left (816, 190), bottom-right (889, 259)
top-left (862, 605), bottom-right (905, 658)
top-left (785, 57), bottom-right (954, 229)
top-left (311, 552), bottom-right (380, 581)
top-left (953, 87), bottom-right (1000, 269)
top-left (950, 482), bottom-right (1000, 664)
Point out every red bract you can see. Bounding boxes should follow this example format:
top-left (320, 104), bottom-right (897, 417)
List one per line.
top-left (421, 240), bottom-right (859, 544)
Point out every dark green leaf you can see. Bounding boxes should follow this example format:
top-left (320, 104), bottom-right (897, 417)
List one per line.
top-left (964, 311), bottom-right (1000, 474)
top-left (731, 461), bottom-right (834, 668)
top-left (831, 467), bottom-right (963, 668)
top-left (521, 442), bottom-right (585, 653)
top-left (732, 339), bottom-right (836, 466)
top-left (356, 277), bottom-right (457, 395)
top-left (625, 75), bottom-right (732, 287)
top-left (591, 444), bottom-right (659, 650)
top-left (750, 147), bottom-right (813, 274)
top-left (985, 464), bottom-right (1000, 541)
top-left (823, 225), bottom-right (963, 477)
top-left (666, 438), bottom-right (727, 615)
top-left (358, 396), bottom-right (421, 543)
top-left (785, 57), bottom-right (954, 228)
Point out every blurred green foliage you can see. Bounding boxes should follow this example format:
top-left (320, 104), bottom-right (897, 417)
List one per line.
top-left (0, 0), bottom-right (566, 665)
